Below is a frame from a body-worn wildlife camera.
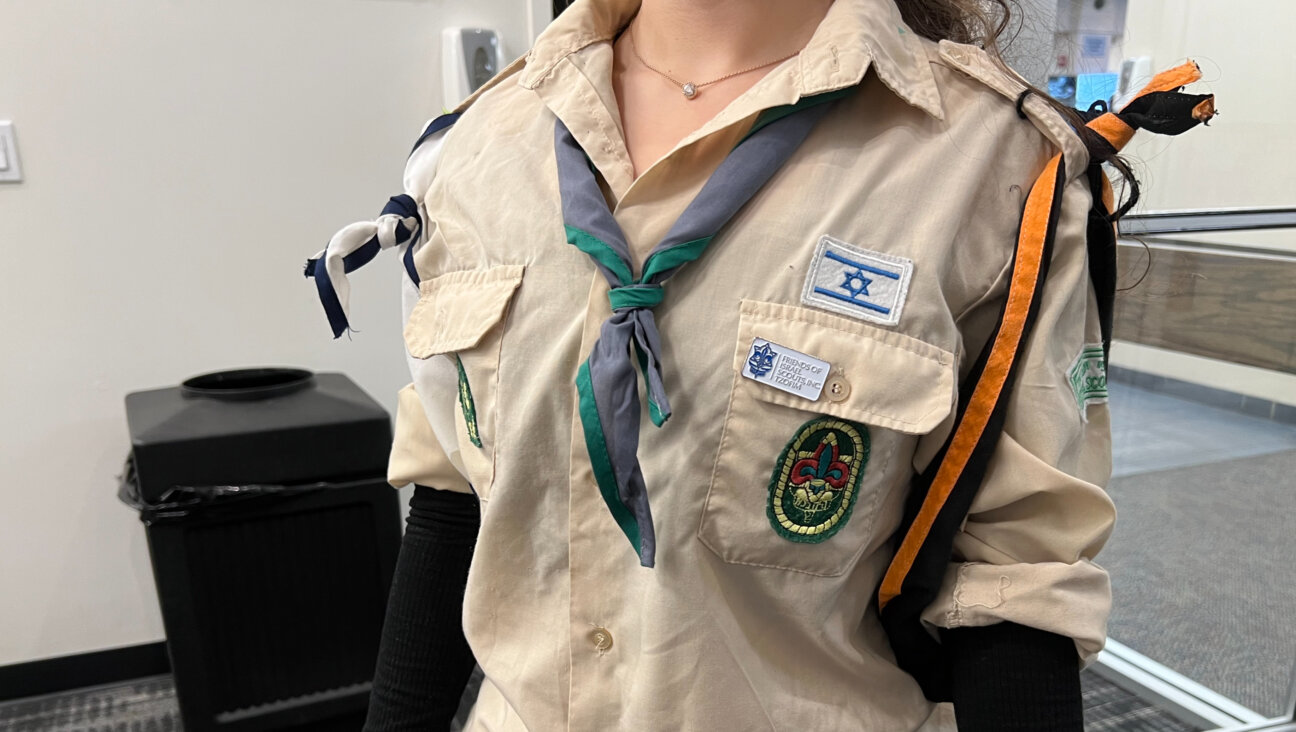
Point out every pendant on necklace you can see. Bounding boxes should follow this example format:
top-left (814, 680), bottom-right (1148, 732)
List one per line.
top-left (682, 82), bottom-right (697, 99)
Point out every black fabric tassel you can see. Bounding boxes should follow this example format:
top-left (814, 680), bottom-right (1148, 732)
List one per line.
top-left (1119, 90), bottom-right (1216, 135)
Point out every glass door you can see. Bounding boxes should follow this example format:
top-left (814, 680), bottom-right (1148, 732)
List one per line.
top-left (1090, 209), bottom-right (1296, 732)
top-left (1031, 2), bottom-right (1296, 730)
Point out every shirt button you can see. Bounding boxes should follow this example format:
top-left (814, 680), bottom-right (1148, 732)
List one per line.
top-left (590, 627), bottom-right (614, 653)
top-left (825, 376), bottom-right (851, 403)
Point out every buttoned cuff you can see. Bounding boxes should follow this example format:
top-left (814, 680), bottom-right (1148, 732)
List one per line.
top-left (920, 560), bottom-right (1110, 664)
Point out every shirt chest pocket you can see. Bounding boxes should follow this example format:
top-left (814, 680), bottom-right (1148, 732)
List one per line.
top-left (698, 299), bottom-right (956, 576)
top-left (403, 265), bottom-right (525, 500)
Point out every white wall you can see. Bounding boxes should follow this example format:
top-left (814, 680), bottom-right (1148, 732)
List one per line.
top-left (1118, 0), bottom-right (1295, 212)
top-left (1106, 0), bottom-right (1296, 397)
top-left (0, 0), bottom-right (535, 666)
top-left (1059, 0), bottom-right (1129, 35)
top-left (1053, 0), bottom-right (1128, 75)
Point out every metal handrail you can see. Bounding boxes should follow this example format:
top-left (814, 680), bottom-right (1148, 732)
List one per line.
top-left (1120, 207), bottom-right (1296, 235)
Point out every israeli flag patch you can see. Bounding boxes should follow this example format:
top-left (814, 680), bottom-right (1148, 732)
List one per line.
top-left (801, 235), bottom-right (914, 327)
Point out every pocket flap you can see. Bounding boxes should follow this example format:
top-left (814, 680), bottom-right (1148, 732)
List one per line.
top-left (404, 265), bottom-right (525, 358)
top-left (734, 299), bottom-right (956, 434)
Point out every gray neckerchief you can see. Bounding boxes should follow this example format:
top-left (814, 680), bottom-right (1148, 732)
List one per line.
top-left (556, 88), bottom-right (851, 567)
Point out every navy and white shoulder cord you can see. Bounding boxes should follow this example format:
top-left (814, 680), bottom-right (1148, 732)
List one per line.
top-left (303, 113), bottom-right (461, 337)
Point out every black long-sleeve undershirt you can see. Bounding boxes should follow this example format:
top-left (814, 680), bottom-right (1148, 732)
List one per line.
top-left (946, 622), bottom-right (1085, 730)
top-left (363, 485), bottom-right (480, 731)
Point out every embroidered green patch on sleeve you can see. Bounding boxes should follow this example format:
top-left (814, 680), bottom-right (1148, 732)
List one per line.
top-left (768, 417), bottom-right (870, 543)
top-left (1067, 344), bottom-right (1109, 420)
top-left (456, 355), bottom-right (482, 447)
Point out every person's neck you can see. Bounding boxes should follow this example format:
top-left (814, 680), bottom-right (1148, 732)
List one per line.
top-left (629, 0), bottom-right (834, 83)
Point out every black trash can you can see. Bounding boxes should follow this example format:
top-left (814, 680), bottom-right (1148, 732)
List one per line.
top-left (120, 368), bottom-right (401, 732)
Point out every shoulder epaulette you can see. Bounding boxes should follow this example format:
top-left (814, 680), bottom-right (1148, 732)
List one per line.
top-left (937, 41), bottom-right (1090, 172)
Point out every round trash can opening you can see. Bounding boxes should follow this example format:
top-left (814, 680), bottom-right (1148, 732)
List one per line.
top-left (182, 368), bottom-right (315, 401)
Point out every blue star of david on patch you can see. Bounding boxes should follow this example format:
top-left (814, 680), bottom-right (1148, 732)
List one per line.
top-left (840, 268), bottom-right (873, 300)
top-left (802, 235), bottom-right (914, 327)
top-left (747, 342), bottom-right (777, 378)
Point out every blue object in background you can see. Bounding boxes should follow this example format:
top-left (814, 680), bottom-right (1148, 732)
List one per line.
top-left (1049, 75), bottom-right (1077, 107)
top-left (1076, 72), bottom-right (1119, 111)
top-left (1080, 34), bottom-right (1111, 62)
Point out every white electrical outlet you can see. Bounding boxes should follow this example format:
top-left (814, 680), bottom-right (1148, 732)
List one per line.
top-left (0, 121), bottom-right (22, 183)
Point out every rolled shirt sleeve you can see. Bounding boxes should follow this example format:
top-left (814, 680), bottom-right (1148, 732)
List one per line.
top-left (920, 173), bottom-right (1117, 664)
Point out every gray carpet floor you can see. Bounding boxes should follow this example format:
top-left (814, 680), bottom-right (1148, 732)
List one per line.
top-left (1103, 447), bottom-right (1296, 718)
top-left (1105, 381), bottom-right (1296, 718)
top-left (0, 669), bottom-right (1201, 731)
top-left (1082, 673), bottom-right (1202, 732)
top-left (1109, 382), bottom-right (1296, 479)
top-left (0, 676), bottom-right (180, 732)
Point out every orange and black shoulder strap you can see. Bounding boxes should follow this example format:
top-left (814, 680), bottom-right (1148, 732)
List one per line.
top-left (878, 62), bottom-right (1215, 702)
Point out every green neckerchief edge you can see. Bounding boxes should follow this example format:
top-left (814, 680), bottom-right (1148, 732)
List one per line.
top-left (607, 286), bottom-right (665, 310)
top-left (566, 225), bottom-right (634, 285)
top-left (739, 86), bottom-right (857, 146)
top-left (639, 235), bottom-right (713, 284)
top-left (576, 360), bottom-right (647, 561)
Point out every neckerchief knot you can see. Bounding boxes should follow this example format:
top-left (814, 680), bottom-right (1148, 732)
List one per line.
top-left (608, 284), bottom-right (665, 311)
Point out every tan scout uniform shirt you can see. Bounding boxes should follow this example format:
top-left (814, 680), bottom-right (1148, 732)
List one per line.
top-left (387, 0), bottom-right (1116, 728)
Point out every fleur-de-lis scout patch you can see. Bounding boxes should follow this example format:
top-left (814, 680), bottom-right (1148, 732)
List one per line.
top-left (768, 417), bottom-right (870, 543)
top-left (801, 235), bottom-right (913, 326)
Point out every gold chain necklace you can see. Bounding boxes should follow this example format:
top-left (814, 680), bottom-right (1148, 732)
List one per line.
top-left (627, 24), bottom-right (801, 100)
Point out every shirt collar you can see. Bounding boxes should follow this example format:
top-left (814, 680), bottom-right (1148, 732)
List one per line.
top-left (519, 0), bottom-right (944, 120)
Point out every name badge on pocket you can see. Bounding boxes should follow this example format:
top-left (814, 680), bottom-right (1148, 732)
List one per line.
top-left (743, 338), bottom-right (829, 401)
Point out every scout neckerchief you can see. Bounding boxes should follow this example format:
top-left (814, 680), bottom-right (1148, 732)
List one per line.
top-left (557, 88), bottom-right (851, 568)
top-left (876, 61), bottom-right (1215, 703)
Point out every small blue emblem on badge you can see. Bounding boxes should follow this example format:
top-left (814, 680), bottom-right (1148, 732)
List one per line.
top-left (841, 268), bottom-right (873, 300)
top-left (747, 342), bottom-right (777, 378)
